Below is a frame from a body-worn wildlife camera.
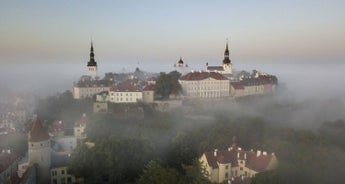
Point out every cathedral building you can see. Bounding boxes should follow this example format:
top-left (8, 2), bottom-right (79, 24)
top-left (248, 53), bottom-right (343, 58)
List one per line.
top-left (206, 40), bottom-right (233, 74)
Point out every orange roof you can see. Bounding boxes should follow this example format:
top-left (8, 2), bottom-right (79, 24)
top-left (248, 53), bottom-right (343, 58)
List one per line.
top-left (179, 71), bottom-right (229, 81)
top-left (29, 119), bottom-right (49, 142)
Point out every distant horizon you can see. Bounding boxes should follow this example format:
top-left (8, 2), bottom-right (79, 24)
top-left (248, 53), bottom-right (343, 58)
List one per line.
top-left (1, 1), bottom-right (344, 64)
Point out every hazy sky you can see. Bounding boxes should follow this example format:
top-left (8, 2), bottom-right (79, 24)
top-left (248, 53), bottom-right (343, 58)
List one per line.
top-left (1, 0), bottom-right (344, 65)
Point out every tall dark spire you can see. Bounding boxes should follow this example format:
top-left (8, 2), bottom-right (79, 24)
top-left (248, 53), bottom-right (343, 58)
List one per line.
top-left (223, 39), bottom-right (231, 64)
top-left (87, 41), bottom-right (97, 67)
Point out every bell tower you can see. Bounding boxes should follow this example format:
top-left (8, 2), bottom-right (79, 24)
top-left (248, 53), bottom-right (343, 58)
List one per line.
top-left (87, 41), bottom-right (97, 78)
top-left (222, 39), bottom-right (232, 74)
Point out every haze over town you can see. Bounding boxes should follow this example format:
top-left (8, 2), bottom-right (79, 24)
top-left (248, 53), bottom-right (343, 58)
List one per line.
top-left (1, 1), bottom-right (345, 184)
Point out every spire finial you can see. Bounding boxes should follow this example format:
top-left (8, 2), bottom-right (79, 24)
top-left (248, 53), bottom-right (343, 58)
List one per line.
top-left (232, 136), bottom-right (237, 149)
top-left (226, 38), bottom-right (229, 51)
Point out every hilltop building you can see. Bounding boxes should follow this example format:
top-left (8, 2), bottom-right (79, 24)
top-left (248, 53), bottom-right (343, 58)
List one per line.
top-left (87, 42), bottom-right (97, 78)
top-left (199, 137), bottom-right (278, 183)
top-left (206, 40), bottom-right (232, 75)
top-left (179, 71), bottom-right (230, 98)
top-left (109, 81), bottom-right (143, 103)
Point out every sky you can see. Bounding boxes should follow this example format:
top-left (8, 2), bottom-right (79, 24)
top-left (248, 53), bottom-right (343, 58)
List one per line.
top-left (1, 0), bottom-right (345, 65)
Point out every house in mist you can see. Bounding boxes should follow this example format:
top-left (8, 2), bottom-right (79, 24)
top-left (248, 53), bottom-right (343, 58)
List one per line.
top-left (178, 71), bottom-right (230, 98)
top-left (206, 40), bottom-right (232, 75)
top-left (0, 150), bottom-right (20, 183)
top-left (230, 75), bottom-right (276, 98)
top-left (74, 114), bottom-right (88, 141)
top-left (199, 137), bottom-right (278, 183)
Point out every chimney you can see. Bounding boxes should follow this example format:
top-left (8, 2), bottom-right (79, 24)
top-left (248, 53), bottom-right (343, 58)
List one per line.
top-left (244, 153), bottom-right (247, 160)
top-left (263, 151), bottom-right (267, 156)
top-left (214, 149), bottom-right (218, 157)
top-left (228, 147), bottom-right (231, 151)
top-left (7, 149), bottom-right (11, 154)
top-left (237, 152), bottom-right (240, 158)
top-left (257, 150), bottom-right (261, 157)
top-left (238, 147), bottom-right (242, 151)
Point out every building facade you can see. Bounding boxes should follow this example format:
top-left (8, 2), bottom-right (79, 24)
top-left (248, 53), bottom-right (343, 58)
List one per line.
top-left (109, 82), bottom-right (143, 103)
top-left (179, 71), bottom-right (230, 98)
top-left (199, 138), bottom-right (278, 183)
top-left (73, 85), bottom-right (110, 99)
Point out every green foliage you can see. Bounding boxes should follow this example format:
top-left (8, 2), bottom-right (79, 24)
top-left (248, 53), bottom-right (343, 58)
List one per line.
top-left (138, 160), bottom-right (211, 184)
top-left (35, 90), bottom-right (92, 130)
top-left (154, 71), bottom-right (182, 99)
top-left (138, 160), bottom-right (179, 184)
top-left (68, 137), bottom-right (154, 183)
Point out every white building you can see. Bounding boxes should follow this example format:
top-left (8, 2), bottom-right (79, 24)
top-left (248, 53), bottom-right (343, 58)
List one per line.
top-left (179, 71), bottom-right (230, 98)
top-left (109, 82), bottom-right (143, 103)
top-left (73, 84), bottom-right (110, 99)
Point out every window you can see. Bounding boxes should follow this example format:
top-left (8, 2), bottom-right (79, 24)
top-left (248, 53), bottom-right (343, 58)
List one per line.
top-left (61, 170), bottom-right (65, 175)
top-left (240, 167), bottom-right (243, 171)
top-left (53, 179), bottom-right (57, 184)
top-left (225, 165), bottom-right (229, 170)
top-left (225, 173), bottom-right (229, 178)
top-left (67, 177), bottom-right (72, 184)
top-left (52, 170), bottom-right (55, 176)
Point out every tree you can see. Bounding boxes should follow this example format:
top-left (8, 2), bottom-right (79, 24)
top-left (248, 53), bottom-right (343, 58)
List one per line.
top-left (138, 160), bottom-right (179, 184)
top-left (154, 71), bottom-right (182, 99)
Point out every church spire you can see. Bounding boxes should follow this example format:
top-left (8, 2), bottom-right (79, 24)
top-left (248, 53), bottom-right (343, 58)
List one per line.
top-left (87, 41), bottom-right (97, 67)
top-left (223, 39), bottom-right (231, 64)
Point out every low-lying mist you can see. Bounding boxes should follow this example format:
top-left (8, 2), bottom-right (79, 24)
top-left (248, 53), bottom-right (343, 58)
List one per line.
top-left (1, 60), bottom-right (345, 129)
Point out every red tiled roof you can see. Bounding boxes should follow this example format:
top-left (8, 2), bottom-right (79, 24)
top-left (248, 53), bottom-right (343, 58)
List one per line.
top-left (241, 77), bottom-right (272, 86)
top-left (204, 148), bottom-right (275, 172)
top-left (231, 82), bottom-right (245, 89)
top-left (110, 81), bottom-right (142, 92)
top-left (50, 121), bottom-right (64, 132)
top-left (0, 151), bottom-right (20, 173)
top-left (143, 84), bottom-right (154, 91)
top-left (29, 119), bottom-right (49, 142)
top-left (180, 72), bottom-right (229, 81)
top-left (75, 114), bottom-right (88, 127)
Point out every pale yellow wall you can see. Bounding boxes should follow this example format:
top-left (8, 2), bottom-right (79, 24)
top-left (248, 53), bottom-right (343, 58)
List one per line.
top-left (73, 86), bottom-right (110, 99)
top-left (93, 102), bottom-right (108, 113)
top-left (179, 77), bottom-right (229, 98)
top-left (51, 166), bottom-right (77, 184)
top-left (143, 91), bottom-right (154, 103)
top-left (109, 91), bottom-right (143, 103)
